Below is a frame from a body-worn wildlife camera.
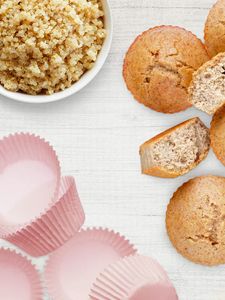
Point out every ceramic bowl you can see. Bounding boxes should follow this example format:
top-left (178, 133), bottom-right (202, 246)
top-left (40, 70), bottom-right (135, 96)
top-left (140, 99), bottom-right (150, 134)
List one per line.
top-left (0, 0), bottom-right (113, 103)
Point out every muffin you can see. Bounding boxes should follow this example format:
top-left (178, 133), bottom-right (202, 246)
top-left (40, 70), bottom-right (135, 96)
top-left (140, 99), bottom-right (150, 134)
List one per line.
top-left (205, 0), bottom-right (225, 57)
top-left (123, 26), bottom-right (209, 114)
top-left (210, 104), bottom-right (225, 165)
top-left (140, 118), bottom-right (210, 178)
top-left (166, 176), bottom-right (225, 266)
top-left (188, 52), bottom-right (225, 115)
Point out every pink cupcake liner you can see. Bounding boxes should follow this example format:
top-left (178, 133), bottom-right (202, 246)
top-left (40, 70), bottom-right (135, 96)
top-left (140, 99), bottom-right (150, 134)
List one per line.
top-left (90, 254), bottom-right (178, 300)
top-left (45, 228), bottom-right (137, 300)
top-left (0, 133), bottom-right (60, 236)
top-left (6, 176), bottom-right (85, 257)
top-left (0, 248), bottom-right (42, 299)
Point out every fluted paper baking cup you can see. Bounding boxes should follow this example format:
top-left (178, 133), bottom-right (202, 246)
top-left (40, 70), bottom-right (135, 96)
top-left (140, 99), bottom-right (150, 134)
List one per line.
top-left (0, 248), bottom-right (42, 300)
top-left (0, 133), bottom-right (60, 236)
top-left (45, 228), bottom-right (137, 300)
top-left (90, 254), bottom-right (178, 300)
top-left (6, 176), bottom-right (85, 257)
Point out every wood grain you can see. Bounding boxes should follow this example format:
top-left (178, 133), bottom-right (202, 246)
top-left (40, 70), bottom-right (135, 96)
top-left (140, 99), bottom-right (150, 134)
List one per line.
top-left (0, 1), bottom-right (224, 299)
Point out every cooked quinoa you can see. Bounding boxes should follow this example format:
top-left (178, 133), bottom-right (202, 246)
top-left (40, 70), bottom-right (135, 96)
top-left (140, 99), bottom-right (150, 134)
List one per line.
top-left (0, 0), bottom-right (106, 95)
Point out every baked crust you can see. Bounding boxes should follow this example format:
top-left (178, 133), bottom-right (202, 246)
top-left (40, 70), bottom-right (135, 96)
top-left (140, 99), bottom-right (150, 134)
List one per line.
top-left (211, 104), bottom-right (225, 165)
top-left (166, 176), bottom-right (225, 266)
top-left (140, 118), bottom-right (210, 178)
top-left (123, 25), bottom-right (209, 114)
top-left (205, 0), bottom-right (225, 57)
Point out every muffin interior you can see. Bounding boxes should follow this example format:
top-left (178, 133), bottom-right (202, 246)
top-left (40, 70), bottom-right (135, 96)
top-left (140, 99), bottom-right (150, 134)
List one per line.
top-left (189, 55), bottom-right (225, 114)
top-left (141, 119), bottom-right (210, 173)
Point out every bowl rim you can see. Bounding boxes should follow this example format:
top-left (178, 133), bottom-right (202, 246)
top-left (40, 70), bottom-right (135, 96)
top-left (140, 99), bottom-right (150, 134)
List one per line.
top-left (0, 0), bottom-right (113, 104)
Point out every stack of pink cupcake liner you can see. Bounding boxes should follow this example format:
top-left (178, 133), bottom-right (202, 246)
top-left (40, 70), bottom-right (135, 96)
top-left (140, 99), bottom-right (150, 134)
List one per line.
top-left (0, 133), bottom-right (178, 300)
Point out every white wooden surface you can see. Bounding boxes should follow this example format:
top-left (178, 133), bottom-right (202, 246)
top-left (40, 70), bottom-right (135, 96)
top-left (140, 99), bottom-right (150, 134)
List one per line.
top-left (0, 1), bottom-right (225, 299)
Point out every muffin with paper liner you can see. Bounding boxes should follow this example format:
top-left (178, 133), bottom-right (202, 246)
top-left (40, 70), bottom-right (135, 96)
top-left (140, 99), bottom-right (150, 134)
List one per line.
top-left (0, 133), bottom-right (85, 256)
top-left (45, 228), bottom-right (137, 300)
top-left (0, 248), bottom-right (43, 299)
top-left (90, 254), bottom-right (178, 300)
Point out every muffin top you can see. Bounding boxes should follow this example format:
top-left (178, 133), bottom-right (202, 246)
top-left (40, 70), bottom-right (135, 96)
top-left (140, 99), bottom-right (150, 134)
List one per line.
top-left (123, 26), bottom-right (209, 114)
top-left (211, 104), bottom-right (225, 165)
top-left (205, 0), bottom-right (225, 57)
top-left (166, 176), bottom-right (225, 266)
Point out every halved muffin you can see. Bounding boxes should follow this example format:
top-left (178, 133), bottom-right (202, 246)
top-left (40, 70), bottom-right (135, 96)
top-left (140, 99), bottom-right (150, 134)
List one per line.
top-left (140, 118), bottom-right (210, 178)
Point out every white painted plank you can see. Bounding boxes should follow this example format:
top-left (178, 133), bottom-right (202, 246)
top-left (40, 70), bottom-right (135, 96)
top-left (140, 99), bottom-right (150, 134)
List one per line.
top-left (0, 0), bottom-right (223, 299)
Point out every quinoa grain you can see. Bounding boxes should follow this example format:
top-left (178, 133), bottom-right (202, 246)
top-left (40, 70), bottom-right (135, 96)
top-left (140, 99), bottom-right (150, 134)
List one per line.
top-left (0, 0), bottom-right (106, 95)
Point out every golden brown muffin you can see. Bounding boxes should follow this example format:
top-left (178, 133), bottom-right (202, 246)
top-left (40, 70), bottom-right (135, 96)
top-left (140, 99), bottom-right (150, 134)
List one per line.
top-left (188, 52), bottom-right (225, 115)
top-left (166, 176), bottom-right (225, 266)
top-left (210, 104), bottom-right (225, 165)
top-left (123, 26), bottom-right (209, 114)
top-left (205, 0), bottom-right (225, 57)
top-left (140, 118), bottom-right (210, 178)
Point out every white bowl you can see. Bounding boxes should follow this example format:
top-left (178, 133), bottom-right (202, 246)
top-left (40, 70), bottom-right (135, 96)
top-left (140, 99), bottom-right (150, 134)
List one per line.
top-left (0, 0), bottom-right (113, 104)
